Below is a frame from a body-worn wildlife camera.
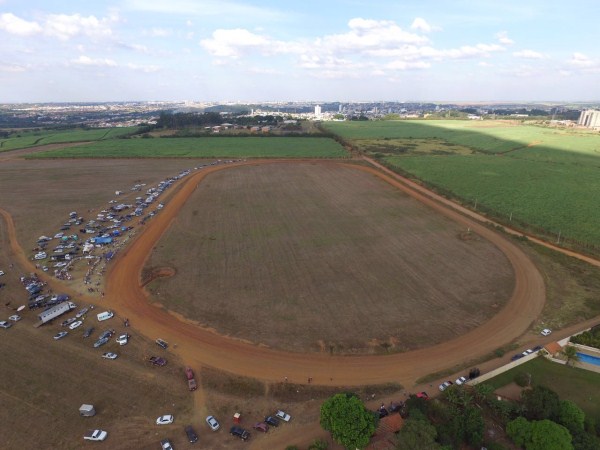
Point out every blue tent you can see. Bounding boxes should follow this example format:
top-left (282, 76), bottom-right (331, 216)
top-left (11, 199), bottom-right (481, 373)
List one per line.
top-left (93, 237), bottom-right (112, 245)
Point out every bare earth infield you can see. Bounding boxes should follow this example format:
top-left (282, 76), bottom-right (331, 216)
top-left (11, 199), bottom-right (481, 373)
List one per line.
top-left (146, 162), bottom-right (514, 354)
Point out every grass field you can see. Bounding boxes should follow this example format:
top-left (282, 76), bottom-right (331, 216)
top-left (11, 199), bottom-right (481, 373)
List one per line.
top-left (145, 162), bottom-right (514, 354)
top-left (0, 127), bottom-right (138, 151)
top-left (323, 120), bottom-right (600, 251)
top-left (485, 356), bottom-right (600, 424)
top-left (26, 136), bottom-right (349, 159)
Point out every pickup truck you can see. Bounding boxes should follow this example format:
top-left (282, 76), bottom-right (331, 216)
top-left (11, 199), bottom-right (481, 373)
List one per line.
top-left (185, 367), bottom-right (197, 391)
top-left (84, 429), bottom-right (107, 441)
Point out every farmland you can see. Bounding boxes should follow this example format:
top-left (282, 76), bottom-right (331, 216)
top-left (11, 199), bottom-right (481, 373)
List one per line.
top-left (0, 127), bottom-right (138, 151)
top-left (145, 162), bottom-right (514, 354)
top-left (27, 136), bottom-right (349, 159)
top-left (323, 120), bottom-right (600, 252)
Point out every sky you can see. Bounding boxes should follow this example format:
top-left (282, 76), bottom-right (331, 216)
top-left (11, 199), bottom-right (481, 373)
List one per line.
top-left (1, 0), bottom-right (599, 103)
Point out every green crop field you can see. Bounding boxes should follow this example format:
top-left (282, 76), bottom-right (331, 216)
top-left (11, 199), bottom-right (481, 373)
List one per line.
top-left (27, 136), bottom-right (349, 159)
top-left (324, 120), bottom-right (600, 250)
top-left (485, 357), bottom-right (600, 423)
top-left (0, 126), bottom-right (138, 151)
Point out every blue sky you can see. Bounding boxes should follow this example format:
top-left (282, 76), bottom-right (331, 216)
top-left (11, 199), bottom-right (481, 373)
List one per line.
top-left (1, 0), bottom-right (599, 102)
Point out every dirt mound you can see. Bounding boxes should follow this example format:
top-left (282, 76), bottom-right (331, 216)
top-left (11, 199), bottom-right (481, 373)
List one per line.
top-left (141, 266), bottom-right (176, 287)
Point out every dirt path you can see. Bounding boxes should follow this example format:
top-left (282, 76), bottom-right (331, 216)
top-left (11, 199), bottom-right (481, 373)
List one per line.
top-left (0, 142), bottom-right (92, 160)
top-left (94, 159), bottom-right (546, 388)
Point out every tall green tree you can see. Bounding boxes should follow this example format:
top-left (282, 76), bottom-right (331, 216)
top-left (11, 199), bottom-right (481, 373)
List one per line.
top-left (562, 346), bottom-right (580, 367)
top-left (522, 385), bottom-right (560, 421)
top-left (396, 418), bottom-right (441, 450)
top-left (507, 417), bottom-right (573, 450)
top-left (559, 400), bottom-right (586, 434)
top-left (320, 393), bottom-right (377, 450)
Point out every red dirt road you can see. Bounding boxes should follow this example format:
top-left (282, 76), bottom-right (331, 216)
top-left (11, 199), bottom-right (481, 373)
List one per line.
top-left (100, 159), bottom-right (546, 387)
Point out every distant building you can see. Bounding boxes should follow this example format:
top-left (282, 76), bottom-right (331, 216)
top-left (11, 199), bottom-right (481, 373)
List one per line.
top-left (578, 109), bottom-right (600, 128)
top-left (314, 105), bottom-right (322, 118)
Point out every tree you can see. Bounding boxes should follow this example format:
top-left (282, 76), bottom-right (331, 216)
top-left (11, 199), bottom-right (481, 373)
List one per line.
top-left (529, 419), bottom-right (573, 450)
top-left (396, 418), bottom-right (441, 450)
top-left (320, 393), bottom-right (377, 450)
top-left (507, 417), bottom-right (573, 450)
top-left (473, 383), bottom-right (494, 403)
top-left (559, 400), bottom-right (585, 434)
top-left (522, 385), bottom-right (560, 421)
top-left (562, 346), bottom-right (580, 367)
top-left (308, 439), bottom-right (329, 450)
top-left (463, 406), bottom-right (484, 446)
top-left (507, 416), bottom-right (532, 447)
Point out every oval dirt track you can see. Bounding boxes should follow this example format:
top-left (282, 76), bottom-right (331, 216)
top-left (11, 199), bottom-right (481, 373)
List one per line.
top-left (101, 159), bottom-right (546, 387)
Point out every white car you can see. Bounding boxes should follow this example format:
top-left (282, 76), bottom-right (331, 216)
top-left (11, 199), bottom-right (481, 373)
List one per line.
top-left (0, 321), bottom-right (12, 329)
top-left (160, 439), bottom-right (173, 450)
top-left (102, 352), bottom-right (118, 360)
top-left (156, 415), bottom-right (174, 425)
top-left (69, 320), bottom-right (83, 330)
top-left (34, 252), bottom-right (47, 260)
top-left (438, 381), bottom-right (453, 392)
top-left (54, 331), bottom-right (68, 340)
top-left (97, 311), bottom-right (114, 322)
top-left (206, 415), bottom-right (220, 431)
top-left (455, 376), bottom-right (468, 386)
top-left (541, 328), bottom-right (552, 336)
top-left (76, 307), bottom-right (89, 318)
top-left (0, 270), bottom-right (4, 276)
top-left (275, 410), bottom-right (291, 422)
top-left (84, 429), bottom-right (108, 441)
top-left (116, 334), bottom-right (129, 345)
top-left (8, 315), bottom-right (21, 322)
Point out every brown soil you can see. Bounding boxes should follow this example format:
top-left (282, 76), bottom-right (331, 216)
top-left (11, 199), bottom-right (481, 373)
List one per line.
top-left (146, 162), bottom-right (514, 354)
top-left (94, 159), bottom-right (548, 388)
top-left (141, 266), bottom-right (176, 287)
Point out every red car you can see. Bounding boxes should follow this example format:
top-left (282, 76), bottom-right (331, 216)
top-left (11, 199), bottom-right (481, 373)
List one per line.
top-left (185, 367), bottom-right (194, 380)
top-left (253, 422), bottom-right (269, 433)
top-left (415, 392), bottom-right (429, 400)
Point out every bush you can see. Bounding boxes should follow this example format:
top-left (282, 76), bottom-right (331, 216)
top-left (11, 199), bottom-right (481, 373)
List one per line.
top-left (515, 371), bottom-right (531, 387)
top-left (308, 439), bottom-right (328, 450)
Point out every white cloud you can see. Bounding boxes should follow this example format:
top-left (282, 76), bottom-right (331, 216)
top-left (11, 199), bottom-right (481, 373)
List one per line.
top-left (0, 62), bottom-right (27, 72)
top-left (45, 13), bottom-right (114, 40)
top-left (410, 17), bottom-right (439, 33)
top-left (569, 52), bottom-right (594, 67)
top-left (513, 49), bottom-right (545, 59)
top-left (147, 27), bottom-right (172, 37)
top-left (201, 29), bottom-right (279, 58)
top-left (0, 13), bottom-right (42, 36)
top-left (495, 31), bottom-right (514, 45)
top-left (0, 12), bottom-right (116, 41)
top-left (71, 55), bottom-right (117, 67)
top-left (126, 63), bottom-right (161, 72)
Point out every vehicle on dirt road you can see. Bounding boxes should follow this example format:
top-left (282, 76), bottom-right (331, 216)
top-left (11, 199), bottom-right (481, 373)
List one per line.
top-left (184, 367), bottom-right (197, 391)
top-left (264, 416), bottom-right (279, 427)
top-left (438, 381), bottom-right (453, 392)
top-left (8, 315), bottom-right (21, 322)
top-left (275, 410), bottom-right (291, 422)
top-left (455, 376), bottom-right (468, 386)
top-left (54, 331), bottom-right (68, 340)
top-left (541, 328), bottom-right (552, 336)
top-left (156, 338), bottom-right (168, 349)
top-left (206, 415), bottom-right (220, 431)
top-left (156, 415), bottom-right (174, 425)
top-left (160, 438), bottom-right (173, 450)
top-left (84, 429), bottom-right (107, 441)
top-left (415, 392), bottom-right (429, 399)
top-left (0, 321), bottom-right (12, 329)
top-left (69, 320), bottom-right (83, 330)
top-left (185, 425), bottom-right (198, 443)
top-left (230, 426), bottom-right (250, 440)
top-left (253, 422), bottom-right (269, 433)
top-left (149, 356), bottom-right (167, 366)
top-left (102, 352), bottom-right (118, 360)
top-left (116, 334), bottom-right (129, 345)
top-left (83, 327), bottom-right (94, 338)
top-left (93, 337), bottom-right (109, 348)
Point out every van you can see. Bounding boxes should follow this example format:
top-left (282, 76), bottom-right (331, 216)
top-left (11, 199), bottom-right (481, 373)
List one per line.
top-left (97, 311), bottom-right (114, 322)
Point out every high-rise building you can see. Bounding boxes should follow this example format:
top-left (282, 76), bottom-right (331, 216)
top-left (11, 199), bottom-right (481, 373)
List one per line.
top-left (578, 109), bottom-right (600, 128)
top-left (315, 105), bottom-right (322, 118)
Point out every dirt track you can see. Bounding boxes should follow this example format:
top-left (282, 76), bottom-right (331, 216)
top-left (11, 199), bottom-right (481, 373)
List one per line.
top-left (94, 159), bottom-right (546, 388)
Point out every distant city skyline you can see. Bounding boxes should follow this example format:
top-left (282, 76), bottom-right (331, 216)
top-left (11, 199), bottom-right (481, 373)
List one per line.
top-left (1, 0), bottom-right (599, 102)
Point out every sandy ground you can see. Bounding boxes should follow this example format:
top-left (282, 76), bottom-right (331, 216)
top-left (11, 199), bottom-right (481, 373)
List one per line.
top-left (4, 152), bottom-right (600, 448)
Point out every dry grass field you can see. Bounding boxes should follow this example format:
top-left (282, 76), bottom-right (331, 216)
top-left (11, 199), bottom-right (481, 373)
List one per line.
top-left (145, 162), bottom-right (515, 354)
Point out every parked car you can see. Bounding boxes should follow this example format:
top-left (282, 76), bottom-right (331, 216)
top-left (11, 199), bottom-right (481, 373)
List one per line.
top-left (0, 321), bottom-right (12, 329)
top-left (93, 337), bottom-right (109, 348)
top-left (511, 353), bottom-right (524, 361)
top-left (376, 406), bottom-right (389, 418)
top-left (160, 439), bottom-right (173, 450)
top-left (83, 429), bottom-right (107, 441)
top-left (275, 410), bottom-right (291, 422)
top-left (156, 415), bottom-right (174, 425)
top-left (253, 422), bottom-right (269, 433)
top-left (522, 349), bottom-right (534, 356)
top-left (54, 331), bottom-right (68, 340)
top-left (532, 345), bottom-right (543, 352)
top-left (102, 352), bottom-right (118, 360)
top-left (455, 376), bottom-right (468, 386)
top-left (264, 416), bottom-right (279, 427)
top-left (149, 356), bottom-right (167, 366)
top-left (541, 328), bottom-right (552, 336)
top-left (69, 320), bottom-right (83, 330)
top-left (206, 415), bottom-right (220, 431)
top-left (156, 338), bottom-right (168, 349)
top-left (185, 367), bottom-right (194, 380)
top-left (415, 392), bottom-right (429, 399)
top-left (116, 334), bottom-right (129, 345)
top-left (438, 381), bottom-right (453, 392)
top-left (0, 271), bottom-right (4, 276)
top-left (61, 317), bottom-right (76, 327)
top-left (8, 315), bottom-right (21, 322)
top-left (76, 307), bottom-right (89, 318)
top-left (99, 329), bottom-right (115, 340)
top-left (83, 327), bottom-right (94, 338)
top-left (184, 425), bottom-right (198, 443)
top-left (230, 426), bottom-right (250, 441)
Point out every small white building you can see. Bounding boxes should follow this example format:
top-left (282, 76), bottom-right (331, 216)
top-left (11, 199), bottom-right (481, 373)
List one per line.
top-left (578, 109), bottom-right (600, 128)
